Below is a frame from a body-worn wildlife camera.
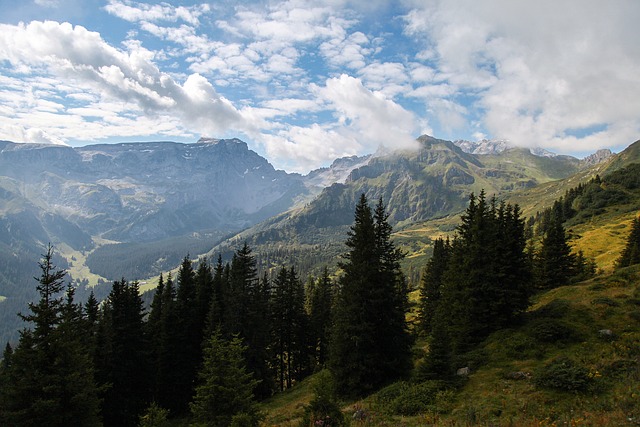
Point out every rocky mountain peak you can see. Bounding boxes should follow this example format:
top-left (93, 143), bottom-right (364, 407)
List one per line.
top-left (453, 139), bottom-right (510, 155)
top-left (582, 148), bottom-right (613, 166)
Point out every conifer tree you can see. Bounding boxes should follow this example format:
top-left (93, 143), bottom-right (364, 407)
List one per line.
top-left (309, 267), bottom-right (334, 367)
top-left (419, 237), bottom-right (450, 333)
top-left (96, 279), bottom-right (150, 427)
top-left (616, 216), bottom-right (640, 268)
top-left (190, 331), bottom-right (260, 427)
top-left (155, 273), bottom-right (182, 412)
top-left (0, 246), bottom-right (101, 426)
top-left (205, 255), bottom-right (227, 334)
top-left (432, 192), bottom-right (531, 354)
top-left (172, 256), bottom-right (203, 413)
top-left (225, 244), bottom-right (274, 398)
top-left (536, 215), bottom-right (574, 289)
top-left (329, 194), bottom-right (411, 397)
top-left (271, 266), bottom-right (311, 390)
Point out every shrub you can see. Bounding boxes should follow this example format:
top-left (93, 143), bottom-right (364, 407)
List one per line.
top-left (534, 357), bottom-right (592, 392)
top-left (528, 318), bottom-right (582, 344)
top-left (531, 299), bottom-right (570, 319)
top-left (502, 332), bottom-right (545, 360)
top-left (139, 402), bottom-right (170, 427)
top-left (375, 380), bottom-right (446, 416)
top-left (299, 370), bottom-right (346, 427)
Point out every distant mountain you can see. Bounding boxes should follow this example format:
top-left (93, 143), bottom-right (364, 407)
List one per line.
top-left (206, 135), bottom-right (592, 276)
top-left (0, 139), bottom-right (313, 244)
top-left (0, 135), bottom-right (628, 343)
top-left (453, 139), bottom-right (510, 155)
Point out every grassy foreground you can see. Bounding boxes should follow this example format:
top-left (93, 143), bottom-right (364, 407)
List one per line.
top-left (260, 265), bottom-right (640, 426)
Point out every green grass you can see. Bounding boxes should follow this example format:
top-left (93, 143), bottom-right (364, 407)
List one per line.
top-left (260, 265), bottom-right (640, 426)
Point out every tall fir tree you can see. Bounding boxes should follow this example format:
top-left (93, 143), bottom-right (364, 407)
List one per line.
top-left (308, 267), bottom-right (334, 368)
top-left (418, 237), bottom-right (450, 334)
top-left (616, 216), bottom-right (640, 268)
top-left (536, 215), bottom-right (574, 289)
top-left (190, 331), bottom-right (260, 427)
top-left (432, 192), bottom-right (531, 355)
top-left (0, 246), bottom-right (101, 427)
top-left (224, 244), bottom-right (274, 398)
top-left (270, 266), bottom-right (311, 391)
top-left (329, 194), bottom-right (412, 397)
top-left (96, 279), bottom-right (150, 427)
top-left (172, 256), bottom-right (203, 413)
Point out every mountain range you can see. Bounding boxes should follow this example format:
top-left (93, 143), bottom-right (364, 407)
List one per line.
top-left (0, 134), bottom-right (631, 342)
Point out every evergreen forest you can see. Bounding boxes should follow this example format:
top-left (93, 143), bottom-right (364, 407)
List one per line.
top-left (1, 174), bottom-right (640, 426)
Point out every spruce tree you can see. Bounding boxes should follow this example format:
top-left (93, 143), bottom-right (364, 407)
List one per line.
top-left (433, 192), bottom-right (532, 354)
top-left (329, 194), bottom-right (411, 397)
top-left (616, 216), bottom-right (640, 268)
top-left (419, 237), bottom-right (450, 334)
top-left (173, 256), bottom-right (202, 413)
top-left (155, 274), bottom-right (182, 412)
top-left (225, 244), bottom-right (274, 398)
top-left (536, 215), bottom-right (574, 289)
top-left (96, 279), bottom-right (150, 427)
top-left (190, 331), bottom-right (260, 427)
top-left (309, 267), bottom-right (334, 367)
top-left (0, 246), bottom-right (101, 426)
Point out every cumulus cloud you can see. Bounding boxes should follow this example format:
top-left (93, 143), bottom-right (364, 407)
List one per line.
top-left (104, 0), bottom-right (210, 26)
top-left (403, 0), bottom-right (640, 153)
top-left (314, 74), bottom-right (420, 152)
top-left (0, 20), bottom-right (248, 140)
top-left (260, 124), bottom-right (362, 173)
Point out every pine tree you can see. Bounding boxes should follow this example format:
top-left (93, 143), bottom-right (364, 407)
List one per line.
top-left (190, 331), bottom-right (260, 427)
top-left (309, 267), bottom-right (334, 368)
top-left (155, 273), bottom-right (182, 412)
top-left (225, 244), bottom-right (274, 398)
top-left (418, 237), bottom-right (450, 333)
top-left (418, 305), bottom-right (453, 381)
top-left (173, 256), bottom-right (202, 413)
top-left (0, 246), bottom-right (101, 426)
top-left (329, 194), bottom-right (411, 397)
top-left (96, 279), bottom-right (150, 427)
top-left (616, 216), bottom-right (640, 268)
top-left (536, 215), bottom-right (574, 289)
top-left (205, 255), bottom-right (227, 335)
top-left (432, 192), bottom-right (532, 354)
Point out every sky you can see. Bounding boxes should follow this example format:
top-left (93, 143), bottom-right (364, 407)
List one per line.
top-left (0, 0), bottom-right (639, 173)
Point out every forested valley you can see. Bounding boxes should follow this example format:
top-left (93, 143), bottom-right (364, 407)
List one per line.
top-left (1, 169), bottom-right (640, 426)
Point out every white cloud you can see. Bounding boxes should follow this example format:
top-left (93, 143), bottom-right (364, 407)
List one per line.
top-left (104, 0), bottom-right (210, 26)
top-left (0, 20), bottom-right (248, 141)
top-left (34, 0), bottom-right (60, 7)
top-left (0, 124), bottom-right (68, 145)
top-left (260, 123), bottom-right (362, 173)
top-left (314, 74), bottom-right (420, 152)
top-left (404, 0), bottom-right (640, 153)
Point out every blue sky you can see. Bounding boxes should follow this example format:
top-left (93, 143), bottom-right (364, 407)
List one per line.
top-left (1, 0), bottom-right (639, 172)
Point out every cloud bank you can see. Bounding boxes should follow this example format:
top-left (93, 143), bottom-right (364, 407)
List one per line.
top-left (0, 0), bottom-right (639, 172)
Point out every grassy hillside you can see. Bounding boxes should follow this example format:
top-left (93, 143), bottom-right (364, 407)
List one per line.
top-left (258, 152), bottom-right (640, 427)
top-left (259, 264), bottom-right (640, 426)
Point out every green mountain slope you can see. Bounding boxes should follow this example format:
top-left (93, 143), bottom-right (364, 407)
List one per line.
top-left (261, 264), bottom-right (640, 426)
top-left (207, 135), bottom-right (586, 278)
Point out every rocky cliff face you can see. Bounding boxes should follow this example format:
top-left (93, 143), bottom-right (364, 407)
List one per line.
top-left (0, 139), bottom-right (310, 243)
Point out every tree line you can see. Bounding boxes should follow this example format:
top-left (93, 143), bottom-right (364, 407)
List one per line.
top-left (0, 195), bottom-right (410, 426)
top-left (1, 185), bottom-right (638, 426)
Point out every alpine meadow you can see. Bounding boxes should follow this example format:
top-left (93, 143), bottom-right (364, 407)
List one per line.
top-left (1, 1), bottom-right (640, 426)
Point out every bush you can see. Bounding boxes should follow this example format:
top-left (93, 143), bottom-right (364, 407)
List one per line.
top-left (534, 357), bottom-right (592, 392)
top-left (528, 318), bottom-right (582, 344)
top-left (299, 370), bottom-right (346, 427)
top-left (502, 332), bottom-right (545, 360)
top-left (139, 402), bottom-right (170, 427)
top-left (375, 380), bottom-right (446, 416)
top-left (531, 299), bottom-right (570, 319)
